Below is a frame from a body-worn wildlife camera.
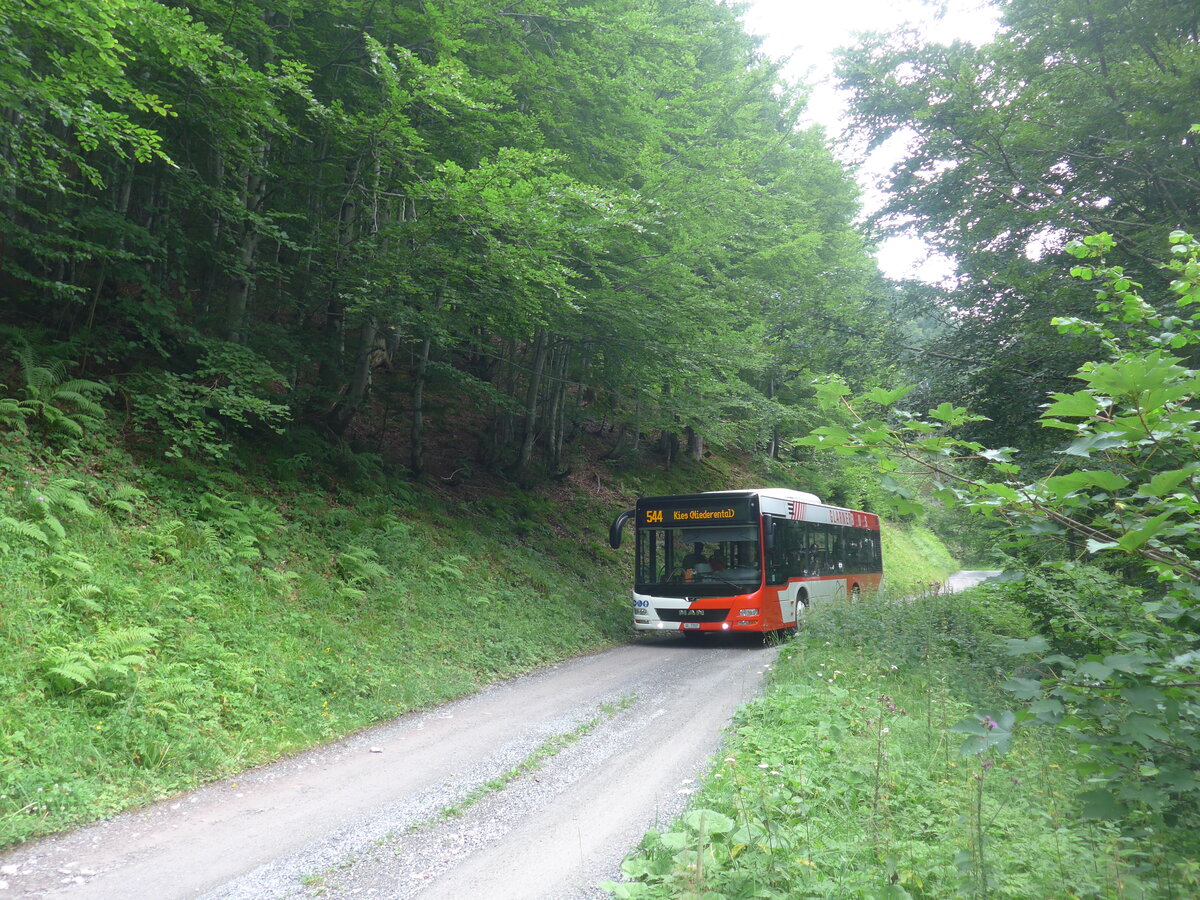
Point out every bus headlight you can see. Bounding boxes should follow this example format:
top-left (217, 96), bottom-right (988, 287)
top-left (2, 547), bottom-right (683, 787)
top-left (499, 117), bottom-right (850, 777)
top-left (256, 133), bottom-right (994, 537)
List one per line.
top-left (739, 608), bottom-right (759, 617)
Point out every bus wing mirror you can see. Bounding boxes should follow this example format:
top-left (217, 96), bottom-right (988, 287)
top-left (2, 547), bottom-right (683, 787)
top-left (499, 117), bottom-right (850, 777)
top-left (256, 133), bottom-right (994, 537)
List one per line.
top-left (765, 519), bottom-right (777, 553)
top-left (609, 509), bottom-right (635, 549)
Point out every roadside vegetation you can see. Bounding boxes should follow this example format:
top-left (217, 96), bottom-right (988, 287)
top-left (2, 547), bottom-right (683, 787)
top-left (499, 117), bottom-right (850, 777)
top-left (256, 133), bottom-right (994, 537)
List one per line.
top-left (607, 586), bottom-right (1199, 899)
top-left (0, 417), bottom-right (639, 847)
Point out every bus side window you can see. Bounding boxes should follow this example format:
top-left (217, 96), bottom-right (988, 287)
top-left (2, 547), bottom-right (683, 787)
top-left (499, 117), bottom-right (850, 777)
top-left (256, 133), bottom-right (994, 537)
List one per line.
top-left (765, 517), bottom-right (787, 585)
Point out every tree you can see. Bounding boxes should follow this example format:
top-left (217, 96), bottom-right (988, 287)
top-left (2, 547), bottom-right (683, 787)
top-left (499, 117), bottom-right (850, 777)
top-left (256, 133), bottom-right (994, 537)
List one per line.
top-left (805, 231), bottom-right (1200, 826)
top-left (838, 0), bottom-right (1200, 460)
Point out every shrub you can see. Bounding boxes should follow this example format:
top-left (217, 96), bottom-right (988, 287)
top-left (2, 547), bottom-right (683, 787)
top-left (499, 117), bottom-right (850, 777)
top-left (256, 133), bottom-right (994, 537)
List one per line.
top-left (973, 563), bottom-right (1145, 658)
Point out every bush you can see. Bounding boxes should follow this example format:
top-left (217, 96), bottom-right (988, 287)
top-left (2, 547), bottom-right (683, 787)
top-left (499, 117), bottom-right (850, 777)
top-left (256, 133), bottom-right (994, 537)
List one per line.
top-left (972, 563), bottom-right (1145, 658)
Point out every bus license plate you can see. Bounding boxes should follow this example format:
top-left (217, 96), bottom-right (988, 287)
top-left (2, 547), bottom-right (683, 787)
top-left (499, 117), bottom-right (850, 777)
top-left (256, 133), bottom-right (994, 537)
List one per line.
top-left (682, 622), bottom-right (700, 629)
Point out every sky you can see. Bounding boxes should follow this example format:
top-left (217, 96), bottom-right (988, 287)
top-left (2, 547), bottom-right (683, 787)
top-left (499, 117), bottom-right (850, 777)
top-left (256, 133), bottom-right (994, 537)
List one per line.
top-left (738, 0), bottom-right (1000, 281)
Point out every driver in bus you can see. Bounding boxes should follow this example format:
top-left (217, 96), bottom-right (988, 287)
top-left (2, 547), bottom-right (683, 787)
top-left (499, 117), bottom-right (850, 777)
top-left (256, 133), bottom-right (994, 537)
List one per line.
top-left (682, 542), bottom-right (712, 580)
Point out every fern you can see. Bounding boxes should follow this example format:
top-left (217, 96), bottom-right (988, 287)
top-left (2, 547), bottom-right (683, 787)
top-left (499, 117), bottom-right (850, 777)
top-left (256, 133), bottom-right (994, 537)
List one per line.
top-left (44, 549), bottom-right (95, 582)
top-left (68, 584), bottom-right (105, 613)
top-left (40, 626), bottom-right (157, 696)
top-left (0, 393), bottom-right (30, 433)
top-left (141, 519), bottom-right (184, 562)
top-left (336, 546), bottom-right (390, 585)
top-left (103, 484), bottom-right (146, 516)
top-left (0, 516), bottom-right (50, 547)
top-left (13, 344), bottom-right (111, 443)
top-left (94, 626), bottom-right (156, 667)
top-left (336, 583), bottom-right (369, 601)
top-left (43, 648), bottom-right (98, 690)
top-left (430, 555), bottom-right (469, 583)
top-left (51, 479), bottom-right (92, 515)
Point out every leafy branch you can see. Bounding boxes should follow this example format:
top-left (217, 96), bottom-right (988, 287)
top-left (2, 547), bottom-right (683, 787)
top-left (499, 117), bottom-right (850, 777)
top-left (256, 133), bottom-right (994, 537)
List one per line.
top-left (802, 232), bottom-right (1200, 819)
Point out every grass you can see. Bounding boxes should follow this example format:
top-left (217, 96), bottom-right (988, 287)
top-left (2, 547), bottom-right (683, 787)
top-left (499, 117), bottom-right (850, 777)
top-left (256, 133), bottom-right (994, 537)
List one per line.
top-left (0, 427), bottom-right (634, 847)
top-left (605, 589), bottom-right (1197, 899)
top-left (880, 522), bottom-right (960, 596)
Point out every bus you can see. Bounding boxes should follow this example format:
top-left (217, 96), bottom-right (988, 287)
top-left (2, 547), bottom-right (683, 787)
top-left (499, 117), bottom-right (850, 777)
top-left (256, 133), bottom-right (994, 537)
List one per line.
top-left (608, 489), bottom-right (883, 636)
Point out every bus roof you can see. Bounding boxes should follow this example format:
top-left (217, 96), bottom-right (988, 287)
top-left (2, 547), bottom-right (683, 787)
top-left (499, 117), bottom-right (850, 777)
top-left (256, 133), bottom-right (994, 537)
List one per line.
top-left (637, 488), bottom-right (824, 506)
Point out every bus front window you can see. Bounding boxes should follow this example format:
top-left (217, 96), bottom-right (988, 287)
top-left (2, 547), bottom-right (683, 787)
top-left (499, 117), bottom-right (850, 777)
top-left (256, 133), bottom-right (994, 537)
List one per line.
top-left (635, 526), bottom-right (761, 591)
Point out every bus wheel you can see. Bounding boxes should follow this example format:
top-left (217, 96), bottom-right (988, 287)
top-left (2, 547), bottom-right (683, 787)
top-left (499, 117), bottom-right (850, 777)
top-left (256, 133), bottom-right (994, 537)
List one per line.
top-left (789, 592), bottom-right (808, 637)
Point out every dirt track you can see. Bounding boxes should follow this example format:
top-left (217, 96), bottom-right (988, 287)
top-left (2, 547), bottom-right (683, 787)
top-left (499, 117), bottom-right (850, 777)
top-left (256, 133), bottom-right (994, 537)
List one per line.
top-left (1, 634), bottom-right (776, 899)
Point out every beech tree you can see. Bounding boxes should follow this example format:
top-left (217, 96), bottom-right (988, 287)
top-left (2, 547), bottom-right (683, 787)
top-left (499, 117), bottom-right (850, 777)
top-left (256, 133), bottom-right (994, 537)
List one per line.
top-left (1, 0), bottom-right (889, 480)
top-left (838, 0), bottom-right (1200, 460)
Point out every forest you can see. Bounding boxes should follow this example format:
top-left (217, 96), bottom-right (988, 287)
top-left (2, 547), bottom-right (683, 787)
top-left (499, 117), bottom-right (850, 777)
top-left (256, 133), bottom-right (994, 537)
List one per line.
top-left (2, 0), bottom-right (896, 483)
top-left (2, 0), bottom-right (1199, 894)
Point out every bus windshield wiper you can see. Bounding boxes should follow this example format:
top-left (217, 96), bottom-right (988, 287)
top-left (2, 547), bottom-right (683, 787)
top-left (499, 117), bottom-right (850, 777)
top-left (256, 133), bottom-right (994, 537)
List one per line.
top-left (700, 572), bottom-right (752, 592)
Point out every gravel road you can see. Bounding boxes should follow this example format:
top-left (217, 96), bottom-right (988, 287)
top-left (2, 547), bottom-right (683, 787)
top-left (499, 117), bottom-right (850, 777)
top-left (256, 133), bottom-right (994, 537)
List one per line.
top-left (946, 570), bottom-right (1001, 592)
top-left (1, 634), bottom-right (777, 900)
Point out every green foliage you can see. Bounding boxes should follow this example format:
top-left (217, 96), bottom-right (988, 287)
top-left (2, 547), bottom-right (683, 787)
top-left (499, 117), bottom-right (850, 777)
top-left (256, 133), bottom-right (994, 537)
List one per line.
top-left (803, 233), bottom-right (1200, 829)
top-left (879, 523), bottom-right (959, 596)
top-left (125, 342), bottom-right (291, 461)
top-left (0, 476), bottom-right (94, 552)
top-left (975, 564), bottom-right (1146, 658)
top-left (838, 0), bottom-right (1200, 457)
top-left (0, 417), bottom-right (631, 847)
top-left (41, 626), bottom-right (157, 698)
top-left (7, 344), bottom-right (110, 446)
top-left (0, 0), bottom-right (889, 483)
top-left (607, 593), bottom-right (1164, 899)
top-left (188, 491), bottom-right (284, 565)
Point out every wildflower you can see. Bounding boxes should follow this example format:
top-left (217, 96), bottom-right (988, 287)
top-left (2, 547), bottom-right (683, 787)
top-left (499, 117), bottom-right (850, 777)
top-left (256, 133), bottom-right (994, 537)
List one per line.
top-left (881, 727), bottom-right (890, 734)
top-left (758, 763), bottom-right (770, 769)
top-left (890, 665), bottom-right (898, 670)
top-left (982, 715), bottom-right (998, 730)
top-left (724, 757), bottom-right (736, 763)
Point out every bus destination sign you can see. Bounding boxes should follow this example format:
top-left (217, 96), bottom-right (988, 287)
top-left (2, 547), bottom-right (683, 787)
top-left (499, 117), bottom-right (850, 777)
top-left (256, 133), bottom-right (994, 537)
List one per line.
top-left (639, 496), bottom-right (754, 527)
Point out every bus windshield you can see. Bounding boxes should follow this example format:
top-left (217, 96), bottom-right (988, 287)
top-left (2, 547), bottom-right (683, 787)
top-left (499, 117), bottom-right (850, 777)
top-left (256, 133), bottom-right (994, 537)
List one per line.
top-left (636, 524), bottom-right (762, 593)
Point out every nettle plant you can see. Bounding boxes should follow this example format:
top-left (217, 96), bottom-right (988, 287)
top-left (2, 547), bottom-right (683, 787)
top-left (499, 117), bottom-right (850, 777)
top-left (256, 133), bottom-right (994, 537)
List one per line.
top-left (804, 231), bottom-right (1200, 822)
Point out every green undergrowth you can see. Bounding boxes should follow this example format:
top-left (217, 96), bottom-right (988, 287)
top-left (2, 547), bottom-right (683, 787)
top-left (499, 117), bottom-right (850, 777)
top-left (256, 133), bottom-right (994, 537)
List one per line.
top-left (0, 429), bottom-right (632, 847)
top-left (607, 590), bottom-right (1195, 899)
top-left (880, 523), bottom-right (960, 596)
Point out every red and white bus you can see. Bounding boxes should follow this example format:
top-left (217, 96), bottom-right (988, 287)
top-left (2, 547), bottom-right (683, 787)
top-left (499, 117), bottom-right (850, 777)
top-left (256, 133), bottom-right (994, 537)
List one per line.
top-left (609, 489), bottom-right (883, 636)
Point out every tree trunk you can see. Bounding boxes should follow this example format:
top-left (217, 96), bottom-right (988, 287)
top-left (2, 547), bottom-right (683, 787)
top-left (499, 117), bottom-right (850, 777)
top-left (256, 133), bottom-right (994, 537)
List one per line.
top-left (326, 317), bottom-right (379, 437)
top-left (546, 340), bottom-right (570, 471)
top-left (223, 141), bottom-right (269, 344)
top-left (410, 331), bottom-right (432, 479)
top-left (767, 374), bottom-right (779, 459)
top-left (515, 328), bottom-right (549, 484)
top-left (485, 337), bottom-right (519, 466)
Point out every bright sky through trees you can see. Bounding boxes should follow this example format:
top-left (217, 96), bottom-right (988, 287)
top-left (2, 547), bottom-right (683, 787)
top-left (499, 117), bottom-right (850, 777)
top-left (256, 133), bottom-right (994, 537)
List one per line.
top-left (740, 0), bottom-right (999, 281)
